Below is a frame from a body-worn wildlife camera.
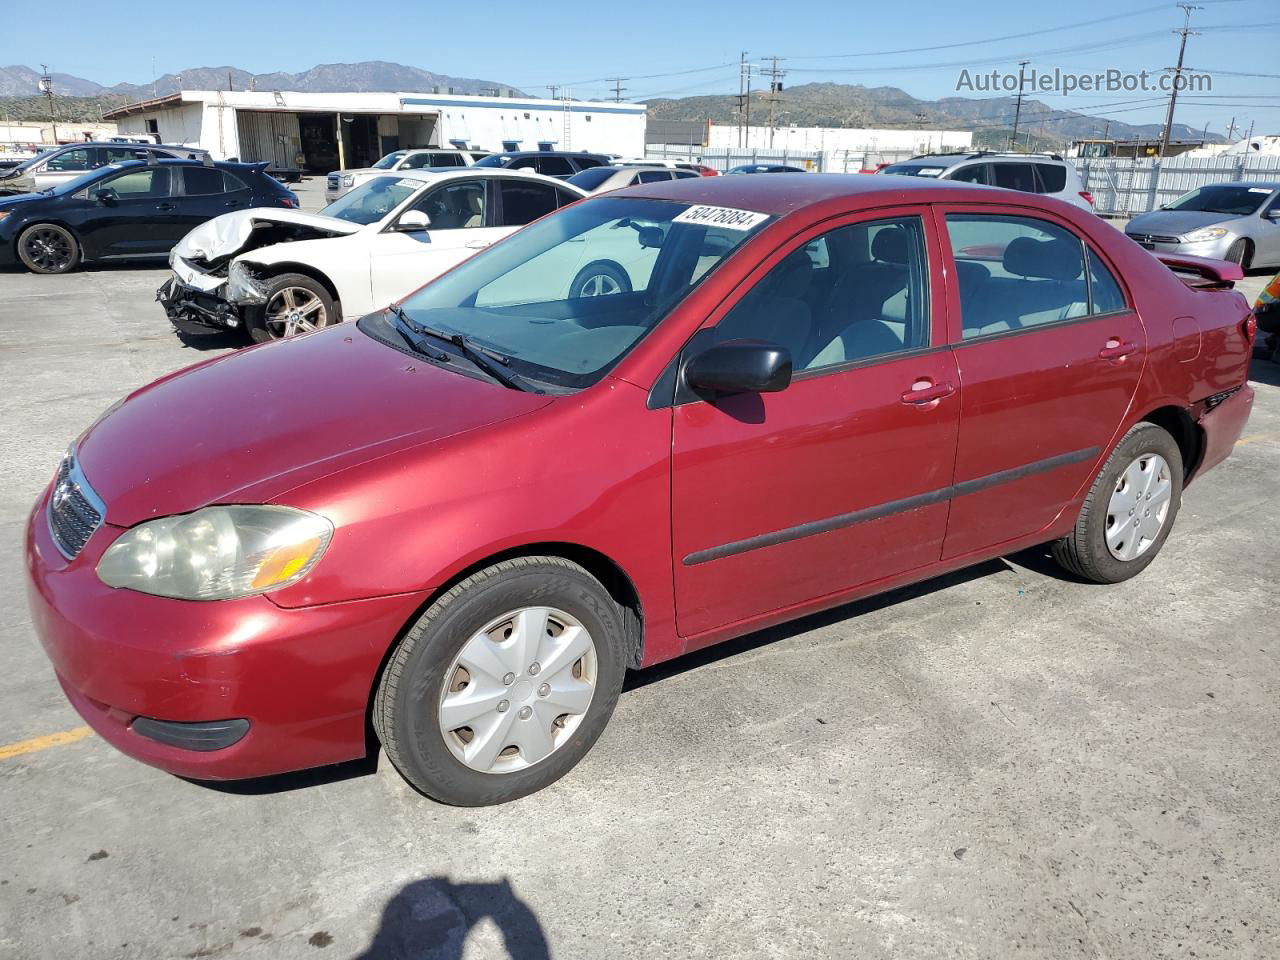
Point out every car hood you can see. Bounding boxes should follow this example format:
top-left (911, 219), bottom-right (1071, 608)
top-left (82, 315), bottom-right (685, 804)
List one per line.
top-left (76, 325), bottom-right (552, 526)
top-left (0, 191), bottom-right (51, 210)
top-left (172, 208), bottom-right (360, 263)
top-left (1125, 209), bottom-right (1235, 237)
top-left (334, 167), bottom-right (380, 178)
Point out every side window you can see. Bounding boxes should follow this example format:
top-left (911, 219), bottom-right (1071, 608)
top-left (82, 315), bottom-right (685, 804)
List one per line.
top-left (402, 153), bottom-right (433, 169)
top-left (509, 157), bottom-right (540, 170)
top-left (98, 167), bottom-right (171, 198)
top-left (638, 170), bottom-right (673, 183)
top-left (45, 148), bottom-right (96, 172)
top-left (411, 180), bottom-right (486, 229)
top-left (103, 147), bottom-right (145, 165)
top-left (181, 165), bottom-right (226, 196)
top-left (1087, 248), bottom-right (1127, 314)
top-left (949, 164), bottom-right (988, 185)
top-left (1035, 163), bottom-right (1067, 193)
top-left (430, 153), bottom-right (465, 168)
top-left (555, 187), bottom-right (581, 207)
top-left (222, 170), bottom-right (249, 193)
top-left (945, 214), bottom-right (1088, 339)
top-left (499, 180), bottom-right (559, 226)
top-left (708, 216), bottom-right (930, 373)
top-left (574, 156), bottom-right (605, 170)
top-left (990, 163), bottom-right (1037, 193)
top-left (535, 156), bottom-right (575, 177)
top-left (673, 170), bottom-right (699, 179)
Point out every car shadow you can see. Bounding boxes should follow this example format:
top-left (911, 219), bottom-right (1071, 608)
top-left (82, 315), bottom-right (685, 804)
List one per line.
top-left (1250, 355), bottom-right (1280, 387)
top-left (174, 327), bottom-right (246, 351)
top-left (354, 875), bottom-right (551, 960)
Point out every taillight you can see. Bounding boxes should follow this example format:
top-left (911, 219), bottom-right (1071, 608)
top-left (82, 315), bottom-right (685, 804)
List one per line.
top-left (1244, 311), bottom-right (1258, 343)
top-left (278, 196), bottom-right (299, 208)
top-left (1080, 191), bottom-right (1095, 207)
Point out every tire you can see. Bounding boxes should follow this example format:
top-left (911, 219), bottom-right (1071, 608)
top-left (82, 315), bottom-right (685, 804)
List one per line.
top-left (1051, 422), bottom-right (1183, 584)
top-left (18, 223), bottom-right (81, 274)
top-left (374, 556), bottom-right (629, 806)
top-left (569, 260), bottom-right (632, 298)
top-left (1225, 238), bottom-right (1252, 270)
top-left (245, 273), bottom-right (337, 343)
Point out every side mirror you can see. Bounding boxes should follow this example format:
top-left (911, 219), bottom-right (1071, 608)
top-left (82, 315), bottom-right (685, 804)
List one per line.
top-left (395, 209), bottom-right (431, 232)
top-left (1265, 208), bottom-right (1280, 220)
top-left (93, 188), bottom-right (118, 204)
top-left (685, 340), bottom-right (792, 395)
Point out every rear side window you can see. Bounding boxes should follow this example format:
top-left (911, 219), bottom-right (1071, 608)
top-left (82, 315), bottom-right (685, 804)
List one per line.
top-left (574, 156), bottom-right (606, 170)
top-left (948, 164), bottom-right (988, 185)
top-left (1035, 164), bottom-right (1067, 193)
top-left (990, 163), bottom-right (1037, 193)
top-left (555, 187), bottom-right (581, 207)
top-left (637, 170), bottom-right (673, 183)
top-left (182, 165), bottom-right (225, 195)
top-left (535, 156), bottom-right (575, 177)
top-left (1087, 248), bottom-right (1127, 314)
top-left (945, 214), bottom-right (1088, 338)
top-left (430, 154), bottom-right (465, 168)
top-left (499, 180), bottom-right (560, 225)
top-left (222, 170), bottom-right (249, 193)
top-left (673, 170), bottom-right (699, 179)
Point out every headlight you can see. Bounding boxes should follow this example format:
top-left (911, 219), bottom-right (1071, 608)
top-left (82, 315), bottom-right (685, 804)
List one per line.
top-left (342, 174), bottom-right (354, 187)
top-left (1182, 226), bottom-right (1229, 243)
top-left (226, 260), bottom-right (268, 303)
top-left (0, 210), bottom-right (10, 222)
top-left (97, 505), bottom-right (333, 600)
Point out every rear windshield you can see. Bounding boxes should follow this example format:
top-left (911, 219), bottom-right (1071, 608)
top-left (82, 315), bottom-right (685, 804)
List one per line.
top-left (881, 163), bottom-right (946, 178)
top-left (567, 167), bottom-right (619, 190)
top-left (1165, 184), bottom-right (1275, 216)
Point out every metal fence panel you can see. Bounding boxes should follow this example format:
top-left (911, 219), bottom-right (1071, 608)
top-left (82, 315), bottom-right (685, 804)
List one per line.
top-left (1071, 155), bottom-right (1280, 216)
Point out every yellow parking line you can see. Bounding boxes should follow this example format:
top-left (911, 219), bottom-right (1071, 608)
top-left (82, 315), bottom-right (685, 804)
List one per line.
top-left (0, 726), bottom-right (94, 761)
top-left (1237, 433), bottom-right (1276, 446)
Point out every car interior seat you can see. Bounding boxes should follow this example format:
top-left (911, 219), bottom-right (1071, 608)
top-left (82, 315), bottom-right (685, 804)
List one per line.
top-left (963, 236), bottom-right (1087, 337)
top-left (808, 227), bottom-right (913, 367)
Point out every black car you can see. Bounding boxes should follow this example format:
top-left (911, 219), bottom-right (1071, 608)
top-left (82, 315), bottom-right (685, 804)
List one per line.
top-left (725, 163), bottom-right (808, 174)
top-left (0, 158), bottom-right (299, 274)
top-left (472, 151), bottom-right (610, 179)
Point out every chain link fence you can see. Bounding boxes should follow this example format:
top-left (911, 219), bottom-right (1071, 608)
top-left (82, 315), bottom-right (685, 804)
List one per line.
top-left (1070, 155), bottom-right (1280, 216)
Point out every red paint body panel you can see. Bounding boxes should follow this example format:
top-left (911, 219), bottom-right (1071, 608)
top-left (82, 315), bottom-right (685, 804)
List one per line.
top-left (24, 174), bottom-right (1256, 781)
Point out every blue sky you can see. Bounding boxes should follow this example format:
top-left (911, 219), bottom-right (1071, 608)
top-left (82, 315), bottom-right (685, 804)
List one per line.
top-left (6, 0), bottom-right (1277, 137)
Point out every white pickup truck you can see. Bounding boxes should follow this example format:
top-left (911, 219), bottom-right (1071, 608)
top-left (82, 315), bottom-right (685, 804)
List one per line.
top-left (325, 148), bottom-right (488, 203)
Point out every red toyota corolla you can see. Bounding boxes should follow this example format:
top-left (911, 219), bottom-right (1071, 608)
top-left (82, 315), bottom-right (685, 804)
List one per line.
top-left (26, 175), bottom-right (1256, 805)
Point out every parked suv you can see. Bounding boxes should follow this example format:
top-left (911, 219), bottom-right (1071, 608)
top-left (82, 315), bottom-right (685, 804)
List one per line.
top-left (473, 151), bottom-right (610, 180)
top-left (325, 148), bottom-right (487, 203)
top-left (879, 152), bottom-right (1094, 211)
top-left (0, 141), bottom-right (209, 196)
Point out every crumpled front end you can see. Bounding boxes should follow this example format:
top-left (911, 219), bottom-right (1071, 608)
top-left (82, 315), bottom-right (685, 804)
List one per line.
top-left (157, 256), bottom-right (269, 333)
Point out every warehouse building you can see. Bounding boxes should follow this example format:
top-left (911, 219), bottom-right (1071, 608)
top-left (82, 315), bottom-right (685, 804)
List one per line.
top-left (104, 90), bottom-right (647, 174)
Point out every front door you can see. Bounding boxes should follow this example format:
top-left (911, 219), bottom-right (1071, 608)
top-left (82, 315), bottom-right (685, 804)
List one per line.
top-left (368, 178), bottom-right (510, 311)
top-left (79, 166), bottom-right (177, 258)
top-left (671, 209), bottom-right (961, 639)
top-left (935, 206), bottom-right (1148, 559)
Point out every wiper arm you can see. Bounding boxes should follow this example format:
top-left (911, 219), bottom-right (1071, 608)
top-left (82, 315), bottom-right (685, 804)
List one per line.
top-left (390, 306), bottom-right (538, 393)
top-left (387, 304), bottom-right (449, 361)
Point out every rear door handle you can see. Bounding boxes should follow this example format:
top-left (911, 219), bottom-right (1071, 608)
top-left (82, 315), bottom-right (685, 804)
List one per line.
top-left (223, 199), bottom-right (245, 208)
top-left (901, 380), bottom-right (955, 405)
top-left (155, 202), bottom-right (175, 211)
top-left (1099, 338), bottom-right (1138, 360)
top-left (465, 240), bottom-right (491, 250)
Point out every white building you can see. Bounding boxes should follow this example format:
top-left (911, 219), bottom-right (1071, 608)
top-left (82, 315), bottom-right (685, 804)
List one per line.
top-left (706, 123), bottom-right (974, 171)
top-left (104, 90), bottom-right (647, 173)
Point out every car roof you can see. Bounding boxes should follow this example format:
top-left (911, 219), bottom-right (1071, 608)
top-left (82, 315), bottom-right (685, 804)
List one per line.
top-left (357, 166), bottom-right (585, 188)
top-left (488, 151), bottom-right (608, 159)
top-left (618, 171), bottom-right (1030, 216)
top-left (58, 140), bottom-right (208, 152)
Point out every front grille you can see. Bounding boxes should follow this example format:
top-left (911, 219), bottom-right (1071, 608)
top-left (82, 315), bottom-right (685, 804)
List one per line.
top-left (47, 452), bottom-right (104, 560)
top-left (1129, 233), bottom-right (1180, 245)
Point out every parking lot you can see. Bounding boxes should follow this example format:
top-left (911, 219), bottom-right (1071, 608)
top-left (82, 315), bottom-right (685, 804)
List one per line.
top-left (1, 181), bottom-right (1279, 959)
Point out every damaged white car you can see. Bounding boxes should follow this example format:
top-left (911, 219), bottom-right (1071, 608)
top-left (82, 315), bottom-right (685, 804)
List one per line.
top-left (158, 168), bottom-right (586, 342)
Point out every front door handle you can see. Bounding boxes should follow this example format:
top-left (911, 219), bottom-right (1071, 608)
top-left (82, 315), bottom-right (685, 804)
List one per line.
top-left (465, 240), bottom-right (491, 250)
top-left (223, 199), bottom-right (245, 207)
top-left (901, 380), bottom-right (955, 405)
top-left (1099, 338), bottom-right (1138, 360)
top-left (155, 202), bottom-right (175, 211)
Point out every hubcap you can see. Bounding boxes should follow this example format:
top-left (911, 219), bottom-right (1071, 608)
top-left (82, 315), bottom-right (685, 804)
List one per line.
top-left (578, 273), bottom-right (621, 297)
top-left (24, 229), bottom-right (72, 271)
top-left (1105, 453), bottom-right (1172, 561)
top-left (438, 606), bottom-right (597, 774)
top-left (265, 286), bottom-right (327, 338)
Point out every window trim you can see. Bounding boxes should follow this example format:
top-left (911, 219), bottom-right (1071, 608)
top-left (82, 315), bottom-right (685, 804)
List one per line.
top-left (932, 203), bottom-right (1134, 346)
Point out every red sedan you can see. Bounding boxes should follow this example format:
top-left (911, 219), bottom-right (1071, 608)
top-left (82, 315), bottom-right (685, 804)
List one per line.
top-left (26, 175), bottom-right (1256, 806)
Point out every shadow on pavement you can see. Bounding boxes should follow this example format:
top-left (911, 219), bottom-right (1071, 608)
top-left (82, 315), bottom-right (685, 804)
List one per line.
top-left (1250, 355), bottom-right (1280, 387)
top-left (355, 876), bottom-right (550, 960)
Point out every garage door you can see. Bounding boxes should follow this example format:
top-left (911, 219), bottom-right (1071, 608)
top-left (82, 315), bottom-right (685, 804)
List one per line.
top-left (235, 111), bottom-right (302, 169)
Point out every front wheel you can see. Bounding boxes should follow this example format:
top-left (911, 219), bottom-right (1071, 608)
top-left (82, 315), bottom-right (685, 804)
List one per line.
top-left (18, 223), bottom-right (81, 274)
top-left (374, 557), bottom-right (630, 805)
top-left (1051, 422), bottom-right (1183, 583)
top-left (569, 260), bottom-right (631, 298)
top-left (1225, 238), bottom-right (1252, 270)
top-left (246, 273), bottom-right (337, 343)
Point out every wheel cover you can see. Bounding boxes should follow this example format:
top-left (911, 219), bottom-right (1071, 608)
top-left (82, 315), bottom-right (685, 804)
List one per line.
top-left (1105, 453), bottom-right (1172, 561)
top-left (264, 286), bottom-right (328, 338)
top-left (24, 228), bottom-right (72, 271)
top-left (438, 606), bottom-right (598, 774)
top-left (578, 272), bottom-right (622, 297)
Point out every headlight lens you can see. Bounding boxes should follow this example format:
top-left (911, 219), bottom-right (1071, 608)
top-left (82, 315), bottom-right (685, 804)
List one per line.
top-left (226, 260), bottom-right (268, 303)
top-left (97, 505), bottom-right (333, 600)
top-left (0, 210), bottom-right (10, 222)
top-left (1183, 226), bottom-right (1229, 242)
top-left (342, 174), bottom-right (354, 187)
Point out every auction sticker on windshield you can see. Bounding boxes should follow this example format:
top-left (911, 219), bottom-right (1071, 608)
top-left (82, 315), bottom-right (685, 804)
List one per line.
top-left (673, 205), bottom-right (770, 230)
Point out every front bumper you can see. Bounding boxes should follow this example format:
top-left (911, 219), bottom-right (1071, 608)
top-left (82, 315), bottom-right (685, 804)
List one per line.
top-left (156, 275), bottom-right (243, 333)
top-left (25, 485), bottom-right (426, 781)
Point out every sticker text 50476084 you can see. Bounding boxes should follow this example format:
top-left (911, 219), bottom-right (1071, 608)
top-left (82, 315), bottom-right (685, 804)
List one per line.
top-left (673, 205), bottom-right (770, 231)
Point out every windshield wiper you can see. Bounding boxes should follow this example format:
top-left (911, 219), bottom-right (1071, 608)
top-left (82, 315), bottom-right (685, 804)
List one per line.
top-left (387, 304), bottom-right (449, 361)
top-left (388, 305), bottom-right (538, 393)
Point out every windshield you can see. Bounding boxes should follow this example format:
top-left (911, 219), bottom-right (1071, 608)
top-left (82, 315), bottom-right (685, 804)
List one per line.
top-left (372, 196), bottom-right (773, 390)
top-left (320, 176), bottom-right (419, 224)
top-left (474, 154), bottom-right (514, 168)
top-left (567, 167), bottom-right (619, 191)
top-left (880, 163), bottom-right (946, 178)
top-left (372, 152), bottom-right (407, 170)
top-left (12, 148), bottom-right (59, 172)
top-left (1164, 184), bottom-right (1274, 216)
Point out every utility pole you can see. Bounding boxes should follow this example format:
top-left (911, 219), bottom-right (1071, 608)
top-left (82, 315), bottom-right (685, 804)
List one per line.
top-left (1008, 60), bottom-right (1029, 151)
top-left (38, 65), bottom-right (57, 144)
top-left (1159, 3), bottom-right (1201, 158)
top-left (1225, 116), bottom-right (1237, 141)
top-left (763, 56), bottom-right (785, 148)
top-left (1246, 119), bottom-right (1255, 142)
top-left (546, 85), bottom-right (560, 100)
top-left (608, 78), bottom-right (627, 103)
top-left (744, 64), bottom-right (753, 145)
top-left (736, 51), bottom-right (748, 148)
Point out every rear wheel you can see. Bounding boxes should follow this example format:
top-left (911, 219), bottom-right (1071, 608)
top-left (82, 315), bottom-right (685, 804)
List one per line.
top-left (374, 557), bottom-right (629, 805)
top-left (18, 224), bottom-right (80, 274)
top-left (1225, 238), bottom-right (1252, 270)
top-left (246, 273), bottom-right (337, 343)
top-left (1051, 422), bottom-right (1183, 584)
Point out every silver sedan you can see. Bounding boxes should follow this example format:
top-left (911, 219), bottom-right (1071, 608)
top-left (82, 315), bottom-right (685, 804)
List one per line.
top-left (1124, 181), bottom-right (1280, 269)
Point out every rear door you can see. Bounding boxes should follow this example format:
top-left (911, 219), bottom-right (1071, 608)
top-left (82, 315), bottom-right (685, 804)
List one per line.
top-left (670, 208), bottom-right (961, 638)
top-left (936, 205), bottom-right (1147, 559)
top-left (173, 165), bottom-right (251, 236)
